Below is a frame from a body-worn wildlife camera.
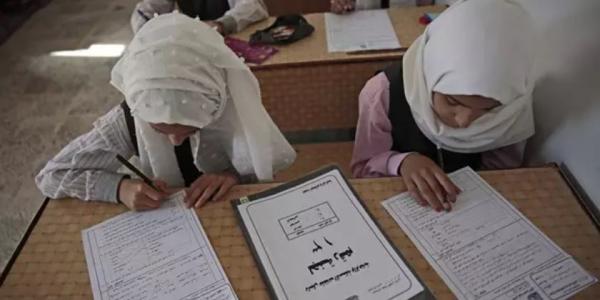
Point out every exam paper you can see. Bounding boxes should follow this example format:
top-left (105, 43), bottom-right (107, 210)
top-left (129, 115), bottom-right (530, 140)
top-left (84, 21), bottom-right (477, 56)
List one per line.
top-left (382, 167), bottom-right (597, 300)
top-left (236, 168), bottom-right (424, 300)
top-left (325, 9), bottom-right (401, 52)
top-left (82, 191), bottom-right (235, 300)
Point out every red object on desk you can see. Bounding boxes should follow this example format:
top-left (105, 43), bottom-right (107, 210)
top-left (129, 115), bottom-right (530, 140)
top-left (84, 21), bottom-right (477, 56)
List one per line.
top-left (225, 37), bottom-right (278, 65)
top-left (419, 15), bottom-right (430, 25)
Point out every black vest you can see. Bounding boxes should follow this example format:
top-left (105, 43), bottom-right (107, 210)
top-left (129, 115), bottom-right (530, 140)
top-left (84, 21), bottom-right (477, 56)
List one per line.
top-left (383, 62), bottom-right (481, 172)
top-left (121, 101), bottom-right (203, 187)
top-left (176, 0), bottom-right (230, 21)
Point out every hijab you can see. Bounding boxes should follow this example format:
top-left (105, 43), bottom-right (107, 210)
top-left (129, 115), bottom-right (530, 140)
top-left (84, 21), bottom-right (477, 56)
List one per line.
top-left (111, 12), bottom-right (296, 186)
top-left (403, 0), bottom-right (536, 153)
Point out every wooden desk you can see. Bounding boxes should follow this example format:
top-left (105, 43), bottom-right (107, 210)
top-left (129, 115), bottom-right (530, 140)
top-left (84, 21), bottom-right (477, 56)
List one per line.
top-left (1, 167), bottom-right (598, 299)
top-left (232, 6), bottom-right (445, 132)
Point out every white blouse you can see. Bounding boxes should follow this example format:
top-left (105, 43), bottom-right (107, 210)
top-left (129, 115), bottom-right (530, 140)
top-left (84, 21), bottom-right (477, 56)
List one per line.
top-left (131, 0), bottom-right (269, 35)
top-left (35, 105), bottom-right (237, 203)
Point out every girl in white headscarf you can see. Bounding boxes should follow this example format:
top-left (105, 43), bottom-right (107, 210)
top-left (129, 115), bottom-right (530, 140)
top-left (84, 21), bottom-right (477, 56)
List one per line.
top-left (36, 13), bottom-right (296, 211)
top-left (351, 0), bottom-right (535, 212)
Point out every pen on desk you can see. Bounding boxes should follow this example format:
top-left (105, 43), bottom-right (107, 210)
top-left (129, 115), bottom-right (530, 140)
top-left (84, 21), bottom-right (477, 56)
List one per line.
top-left (115, 154), bottom-right (158, 191)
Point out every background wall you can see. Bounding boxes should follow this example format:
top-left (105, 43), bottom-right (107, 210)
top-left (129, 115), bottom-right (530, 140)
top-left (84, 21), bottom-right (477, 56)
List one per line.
top-left (517, 0), bottom-right (600, 208)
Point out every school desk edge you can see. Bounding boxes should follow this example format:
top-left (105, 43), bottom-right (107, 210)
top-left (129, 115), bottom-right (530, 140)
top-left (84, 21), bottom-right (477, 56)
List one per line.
top-left (2, 164), bottom-right (598, 287)
top-left (555, 162), bottom-right (600, 231)
top-left (246, 50), bottom-right (406, 71)
top-left (0, 196), bottom-right (50, 286)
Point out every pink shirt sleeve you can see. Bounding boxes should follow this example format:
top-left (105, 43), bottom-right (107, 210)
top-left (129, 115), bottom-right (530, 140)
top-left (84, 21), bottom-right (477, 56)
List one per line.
top-left (351, 73), bottom-right (528, 178)
top-left (351, 73), bottom-right (412, 178)
top-left (481, 141), bottom-right (526, 170)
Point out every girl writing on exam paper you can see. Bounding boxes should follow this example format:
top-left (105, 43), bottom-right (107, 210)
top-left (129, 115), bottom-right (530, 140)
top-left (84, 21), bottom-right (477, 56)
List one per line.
top-left (36, 13), bottom-right (295, 211)
top-left (351, 0), bottom-right (535, 212)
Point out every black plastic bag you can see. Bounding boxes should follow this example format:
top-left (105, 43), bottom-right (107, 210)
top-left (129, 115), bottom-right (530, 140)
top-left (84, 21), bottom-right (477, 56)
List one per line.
top-left (249, 15), bottom-right (314, 45)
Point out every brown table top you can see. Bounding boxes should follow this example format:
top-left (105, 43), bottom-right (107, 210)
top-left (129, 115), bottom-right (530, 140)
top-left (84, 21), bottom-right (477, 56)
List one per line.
top-left (1, 167), bottom-right (598, 299)
top-left (232, 6), bottom-right (446, 70)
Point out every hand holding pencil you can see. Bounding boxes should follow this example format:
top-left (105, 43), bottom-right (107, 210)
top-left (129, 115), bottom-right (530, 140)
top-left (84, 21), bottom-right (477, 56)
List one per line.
top-left (115, 154), bottom-right (169, 211)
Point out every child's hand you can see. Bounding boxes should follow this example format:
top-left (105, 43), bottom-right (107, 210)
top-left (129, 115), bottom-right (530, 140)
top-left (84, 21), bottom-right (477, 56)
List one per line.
top-left (118, 179), bottom-right (169, 211)
top-left (331, 0), bottom-right (355, 14)
top-left (184, 172), bottom-right (239, 209)
top-left (399, 153), bottom-right (461, 212)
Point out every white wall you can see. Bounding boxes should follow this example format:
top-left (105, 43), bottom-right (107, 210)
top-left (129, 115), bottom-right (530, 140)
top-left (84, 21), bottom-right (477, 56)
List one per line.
top-left (518, 0), bottom-right (600, 207)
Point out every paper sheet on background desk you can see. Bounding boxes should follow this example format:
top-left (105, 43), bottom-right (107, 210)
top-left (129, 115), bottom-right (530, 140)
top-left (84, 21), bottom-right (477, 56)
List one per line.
top-left (325, 9), bottom-right (401, 52)
top-left (82, 191), bottom-right (236, 300)
top-left (382, 167), bottom-right (597, 300)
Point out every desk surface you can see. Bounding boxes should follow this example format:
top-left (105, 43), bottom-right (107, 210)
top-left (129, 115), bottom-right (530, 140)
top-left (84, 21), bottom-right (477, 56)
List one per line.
top-left (232, 6), bottom-right (445, 69)
top-left (1, 167), bottom-right (599, 299)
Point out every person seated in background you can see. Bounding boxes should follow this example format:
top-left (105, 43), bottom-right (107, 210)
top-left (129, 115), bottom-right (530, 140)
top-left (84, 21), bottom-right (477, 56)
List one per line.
top-left (131, 0), bottom-right (269, 35)
top-left (351, 0), bottom-right (535, 211)
top-left (330, 0), bottom-right (452, 14)
top-left (36, 13), bottom-right (295, 211)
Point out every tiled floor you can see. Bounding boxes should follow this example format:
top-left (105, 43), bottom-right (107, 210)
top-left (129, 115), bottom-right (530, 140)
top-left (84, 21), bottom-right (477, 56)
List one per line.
top-left (0, 0), bottom-right (139, 273)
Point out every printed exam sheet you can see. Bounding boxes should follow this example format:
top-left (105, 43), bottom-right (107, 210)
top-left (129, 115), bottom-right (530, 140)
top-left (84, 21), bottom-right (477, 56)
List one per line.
top-left (382, 167), bottom-right (597, 300)
top-left (236, 168), bottom-right (424, 299)
top-left (82, 191), bottom-right (236, 300)
top-left (325, 9), bottom-right (401, 52)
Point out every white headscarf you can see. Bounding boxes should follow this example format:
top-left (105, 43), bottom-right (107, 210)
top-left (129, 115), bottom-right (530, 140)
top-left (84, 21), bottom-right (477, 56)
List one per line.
top-left (403, 0), bottom-right (536, 153)
top-left (110, 13), bottom-right (296, 186)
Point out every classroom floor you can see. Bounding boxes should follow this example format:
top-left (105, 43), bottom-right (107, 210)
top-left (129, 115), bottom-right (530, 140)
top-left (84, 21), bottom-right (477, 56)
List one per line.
top-left (0, 0), bottom-right (355, 273)
top-left (0, 0), bottom-right (144, 272)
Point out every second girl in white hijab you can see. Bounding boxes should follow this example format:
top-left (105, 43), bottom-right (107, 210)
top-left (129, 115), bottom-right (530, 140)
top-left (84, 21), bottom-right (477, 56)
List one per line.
top-left (351, 0), bottom-right (535, 212)
top-left (36, 13), bottom-right (296, 211)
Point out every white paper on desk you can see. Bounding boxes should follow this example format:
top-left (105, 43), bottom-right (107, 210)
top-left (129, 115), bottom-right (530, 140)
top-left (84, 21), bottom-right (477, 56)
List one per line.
top-left (236, 168), bottom-right (424, 300)
top-left (82, 191), bottom-right (236, 300)
top-left (382, 167), bottom-right (597, 300)
top-left (325, 9), bottom-right (401, 52)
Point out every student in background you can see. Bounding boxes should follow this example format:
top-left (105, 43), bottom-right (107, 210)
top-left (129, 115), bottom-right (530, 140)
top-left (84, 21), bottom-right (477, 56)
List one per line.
top-left (351, 0), bottom-right (535, 211)
top-left (131, 0), bottom-right (268, 35)
top-left (330, 0), bottom-right (455, 14)
top-left (36, 13), bottom-right (295, 211)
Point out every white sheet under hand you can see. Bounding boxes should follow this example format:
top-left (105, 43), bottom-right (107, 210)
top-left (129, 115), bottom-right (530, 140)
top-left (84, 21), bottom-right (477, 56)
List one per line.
top-left (382, 167), bottom-right (597, 300)
top-left (82, 191), bottom-right (236, 300)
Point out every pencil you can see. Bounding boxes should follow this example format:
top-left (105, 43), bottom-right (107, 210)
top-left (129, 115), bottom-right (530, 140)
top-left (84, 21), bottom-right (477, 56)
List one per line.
top-left (115, 154), bottom-right (158, 191)
top-left (136, 9), bottom-right (150, 21)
